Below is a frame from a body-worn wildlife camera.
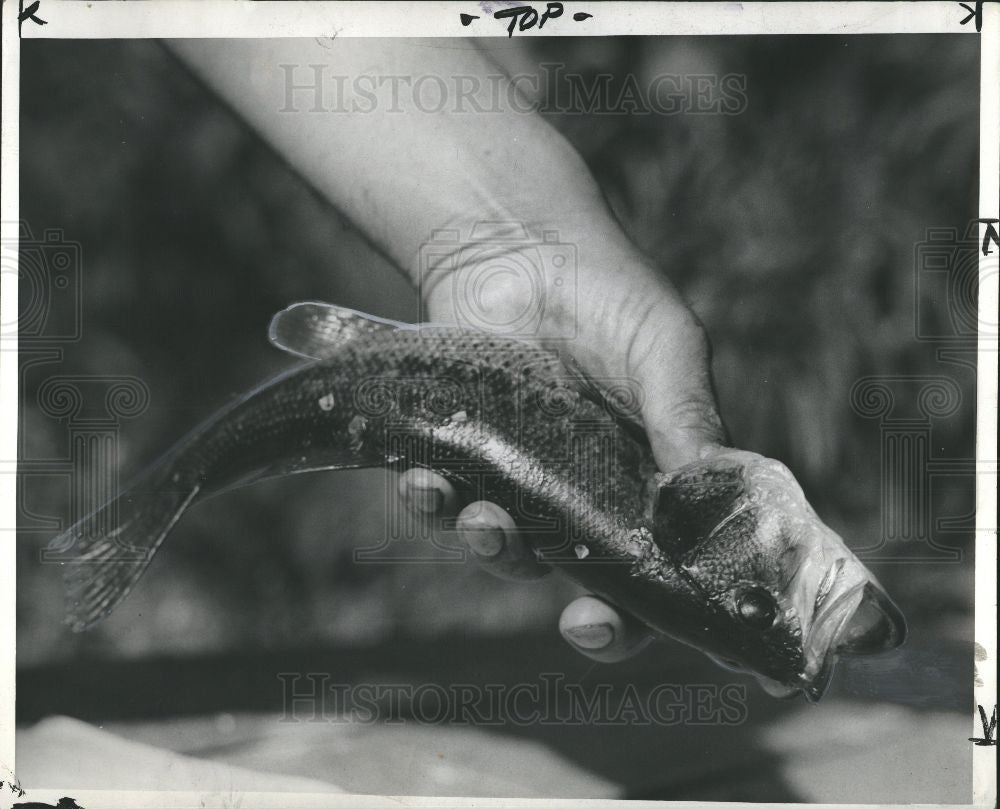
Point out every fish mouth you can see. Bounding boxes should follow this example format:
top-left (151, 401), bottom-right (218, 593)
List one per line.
top-left (835, 581), bottom-right (907, 655)
top-left (798, 575), bottom-right (908, 702)
top-left (707, 573), bottom-right (906, 703)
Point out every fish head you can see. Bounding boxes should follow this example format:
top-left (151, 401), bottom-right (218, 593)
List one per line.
top-left (651, 448), bottom-right (906, 701)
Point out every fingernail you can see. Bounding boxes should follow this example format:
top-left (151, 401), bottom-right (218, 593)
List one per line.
top-left (406, 483), bottom-right (443, 514)
top-left (565, 623), bottom-right (614, 650)
top-left (468, 526), bottom-right (505, 558)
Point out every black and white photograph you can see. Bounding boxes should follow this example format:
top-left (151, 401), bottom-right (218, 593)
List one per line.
top-left (2, 2), bottom-right (997, 807)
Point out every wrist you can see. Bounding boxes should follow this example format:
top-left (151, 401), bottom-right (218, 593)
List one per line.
top-left (415, 225), bottom-right (728, 472)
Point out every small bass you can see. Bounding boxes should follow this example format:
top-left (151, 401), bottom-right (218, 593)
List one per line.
top-left (57, 302), bottom-right (906, 701)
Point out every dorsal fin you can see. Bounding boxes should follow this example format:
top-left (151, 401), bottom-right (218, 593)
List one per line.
top-left (268, 302), bottom-right (417, 360)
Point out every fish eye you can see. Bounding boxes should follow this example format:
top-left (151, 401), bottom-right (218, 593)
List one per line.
top-left (735, 587), bottom-right (777, 629)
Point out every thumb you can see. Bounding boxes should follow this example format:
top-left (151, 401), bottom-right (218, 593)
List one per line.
top-left (626, 310), bottom-right (729, 472)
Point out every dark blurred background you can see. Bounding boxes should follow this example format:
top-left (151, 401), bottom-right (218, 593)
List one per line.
top-left (16, 36), bottom-right (978, 801)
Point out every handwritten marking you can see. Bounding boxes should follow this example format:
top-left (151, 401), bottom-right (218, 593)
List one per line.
top-left (958, 1), bottom-right (999, 32)
top-left (976, 218), bottom-right (1000, 255)
top-left (314, 31), bottom-right (341, 50)
top-left (18, 0), bottom-right (48, 34)
top-left (969, 704), bottom-right (997, 746)
top-left (461, 3), bottom-right (593, 37)
top-left (1, 767), bottom-right (26, 798)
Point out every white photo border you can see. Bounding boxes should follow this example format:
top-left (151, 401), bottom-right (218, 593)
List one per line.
top-left (1, 2), bottom-right (996, 808)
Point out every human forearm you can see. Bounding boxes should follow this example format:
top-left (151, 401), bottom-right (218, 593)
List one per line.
top-left (168, 40), bottom-right (622, 274)
top-left (166, 37), bottom-right (724, 469)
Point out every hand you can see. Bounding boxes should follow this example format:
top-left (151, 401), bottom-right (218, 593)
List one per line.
top-left (401, 241), bottom-right (728, 663)
top-left (399, 469), bottom-right (655, 662)
top-left (401, 261), bottom-right (800, 699)
top-left (167, 38), bottom-right (791, 690)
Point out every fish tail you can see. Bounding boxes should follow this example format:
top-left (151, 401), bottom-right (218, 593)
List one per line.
top-left (59, 470), bottom-right (201, 632)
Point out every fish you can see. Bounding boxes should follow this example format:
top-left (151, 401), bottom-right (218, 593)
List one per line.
top-left (55, 301), bottom-right (906, 701)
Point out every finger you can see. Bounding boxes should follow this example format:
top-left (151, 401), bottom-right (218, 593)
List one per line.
top-left (397, 468), bottom-right (461, 519)
top-left (609, 296), bottom-right (727, 473)
top-left (457, 500), bottom-right (550, 581)
top-left (558, 594), bottom-right (653, 663)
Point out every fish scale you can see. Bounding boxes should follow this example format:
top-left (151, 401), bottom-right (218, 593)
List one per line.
top-left (54, 302), bottom-right (907, 701)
